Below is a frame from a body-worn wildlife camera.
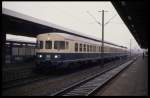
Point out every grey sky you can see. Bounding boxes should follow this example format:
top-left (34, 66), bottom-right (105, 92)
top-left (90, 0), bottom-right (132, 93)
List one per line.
top-left (3, 1), bottom-right (141, 51)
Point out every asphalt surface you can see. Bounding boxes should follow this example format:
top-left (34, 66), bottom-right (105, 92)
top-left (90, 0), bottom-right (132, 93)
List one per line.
top-left (95, 55), bottom-right (148, 96)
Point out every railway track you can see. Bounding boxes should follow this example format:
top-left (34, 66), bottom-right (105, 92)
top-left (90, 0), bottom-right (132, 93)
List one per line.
top-left (2, 57), bottom-right (121, 89)
top-left (2, 57), bottom-right (133, 91)
top-left (2, 73), bottom-right (53, 90)
top-left (50, 57), bottom-right (136, 96)
top-left (2, 64), bottom-right (36, 83)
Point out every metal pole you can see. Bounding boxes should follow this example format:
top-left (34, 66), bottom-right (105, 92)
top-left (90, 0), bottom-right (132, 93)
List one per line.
top-left (88, 10), bottom-right (116, 66)
top-left (101, 10), bottom-right (104, 54)
top-left (130, 39), bottom-right (131, 57)
top-left (100, 10), bottom-right (104, 66)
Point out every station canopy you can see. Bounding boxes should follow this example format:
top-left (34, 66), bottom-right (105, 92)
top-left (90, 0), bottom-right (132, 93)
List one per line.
top-left (111, 1), bottom-right (148, 49)
top-left (3, 8), bottom-right (83, 38)
top-left (2, 8), bottom-right (125, 47)
top-left (2, 1), bottom-right (147, 49)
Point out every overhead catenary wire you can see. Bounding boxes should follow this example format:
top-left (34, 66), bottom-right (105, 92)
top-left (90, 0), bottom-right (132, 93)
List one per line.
top-left (86, 11), bottom-right (101, 25)
top-left (104, 14), bottom-right (117, 25)
top-left (87, 11), bottom-right (118, 27)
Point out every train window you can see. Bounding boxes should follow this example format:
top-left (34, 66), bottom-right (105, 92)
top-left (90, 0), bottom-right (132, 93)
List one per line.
top-left (87, 45), bottom-right (89, 52)
top-left (66, 41), bottom-right (69, 49)
top-left (37, 41), bottom-right (43, 49)
top-left (45, 41), bottom-right (52, 49)
top-left (90, 45), bottom-right (92, 52)
top-left (96, 46), bottom-right (98, 52)
top-left (99, 46), bottom-right (101, 52)
top-left (94, 46), bottom-right (96, 52)
top-left (104, 46), bottom-right (107, 52)
top-left (79, 44), bottom-right (82, 52)
top-left (108, 46), bottom-right (110, 52)
top-left (84, 44), bottom-right (86, 52)
top-left (36, 40), bottom-right (38, 48)
top-left (75, 43), bottom-right (78, 52)
top-left (113, 48), bottom-right (116, 52)
top-left (92, 46), bottom-right (93, 52)
top-left (110, 47), bottom-right (112, 52)
top-left (91, 45), bottom-right (93, 52)
top-left (54, 41), bottom-right (65, 50)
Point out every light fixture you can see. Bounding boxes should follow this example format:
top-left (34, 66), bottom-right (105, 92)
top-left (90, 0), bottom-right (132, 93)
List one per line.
top-left (121, 1), bottom-right (126, 6)
top-left (131, 25), bottom-right (134, 28)
top-left (128, 16), bottom-right (132, 20)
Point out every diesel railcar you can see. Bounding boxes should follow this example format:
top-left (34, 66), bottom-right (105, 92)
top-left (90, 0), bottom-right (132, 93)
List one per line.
top-left (35, 32), bottom-right (128, 69)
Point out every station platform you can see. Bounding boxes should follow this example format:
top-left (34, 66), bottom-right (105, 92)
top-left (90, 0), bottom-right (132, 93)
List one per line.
top-left (96, 55), bottom-right (148, 96)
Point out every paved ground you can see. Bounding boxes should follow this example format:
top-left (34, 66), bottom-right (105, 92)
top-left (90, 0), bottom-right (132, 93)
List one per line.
top-left (96, 55), bottom-right (148, 96)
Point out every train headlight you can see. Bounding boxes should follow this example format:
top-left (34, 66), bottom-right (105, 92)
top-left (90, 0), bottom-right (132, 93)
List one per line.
top-left (38, 54), bottom-right (42, 58)
top-left (54, 55), bottom-right (58, 58)
top-left (54, 55), bottom-right (61, 59)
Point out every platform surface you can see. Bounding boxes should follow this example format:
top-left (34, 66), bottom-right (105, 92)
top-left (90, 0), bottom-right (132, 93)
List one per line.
top-left (96, 55), bottom-right (148, 96)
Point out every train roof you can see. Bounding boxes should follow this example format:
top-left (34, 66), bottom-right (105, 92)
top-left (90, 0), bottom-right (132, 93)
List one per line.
top-left (38, 32), bottom-right (127, 49)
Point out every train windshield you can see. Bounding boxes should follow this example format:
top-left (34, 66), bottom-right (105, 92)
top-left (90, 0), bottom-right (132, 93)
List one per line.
top-left (45, 41), bottom-right (52, 49)
top-left (54, 41), bottom-right (65, 50)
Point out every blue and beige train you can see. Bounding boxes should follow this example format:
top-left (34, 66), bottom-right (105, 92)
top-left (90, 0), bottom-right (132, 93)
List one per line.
top-left (35, 32), bottom-right (129, 69)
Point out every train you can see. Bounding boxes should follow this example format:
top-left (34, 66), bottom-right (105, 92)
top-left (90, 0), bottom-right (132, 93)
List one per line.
top-left (35, 32), bottom-right (129, 70)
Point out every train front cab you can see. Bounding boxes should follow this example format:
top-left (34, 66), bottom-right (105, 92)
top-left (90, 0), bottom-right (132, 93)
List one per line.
top-left (35, 37), bottom-right (70, 71)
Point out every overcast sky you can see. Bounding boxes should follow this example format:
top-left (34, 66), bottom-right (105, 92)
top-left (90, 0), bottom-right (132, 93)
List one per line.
top-left (3, 1), bottom-right (141, 51)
